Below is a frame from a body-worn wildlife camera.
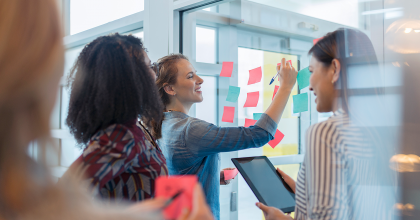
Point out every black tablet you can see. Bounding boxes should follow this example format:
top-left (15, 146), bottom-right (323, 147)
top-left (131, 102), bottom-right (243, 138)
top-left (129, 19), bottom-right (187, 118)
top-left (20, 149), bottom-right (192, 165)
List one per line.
top-left (231, 156), bottom-right (296, 213)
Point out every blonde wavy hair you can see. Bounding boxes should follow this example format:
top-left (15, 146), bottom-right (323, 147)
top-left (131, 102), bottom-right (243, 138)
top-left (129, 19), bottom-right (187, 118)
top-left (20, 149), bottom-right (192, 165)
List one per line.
top-left (0, 1), bottom-right (158, 219)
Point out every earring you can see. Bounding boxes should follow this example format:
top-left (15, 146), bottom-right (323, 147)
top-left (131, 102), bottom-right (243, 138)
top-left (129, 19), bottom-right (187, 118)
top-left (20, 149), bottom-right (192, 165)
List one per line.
top-left (331, 80), bottom-right (335, 84)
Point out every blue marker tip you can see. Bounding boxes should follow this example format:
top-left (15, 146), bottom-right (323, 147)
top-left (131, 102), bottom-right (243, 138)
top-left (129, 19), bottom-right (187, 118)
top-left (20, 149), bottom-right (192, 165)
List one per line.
top-left (269, 77), bottom-right (275, 85)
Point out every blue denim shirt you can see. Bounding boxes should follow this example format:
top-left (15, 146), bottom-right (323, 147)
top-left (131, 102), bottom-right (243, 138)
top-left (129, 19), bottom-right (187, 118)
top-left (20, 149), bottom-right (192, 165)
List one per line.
top-left (158, 111), bottom-right (277, 220)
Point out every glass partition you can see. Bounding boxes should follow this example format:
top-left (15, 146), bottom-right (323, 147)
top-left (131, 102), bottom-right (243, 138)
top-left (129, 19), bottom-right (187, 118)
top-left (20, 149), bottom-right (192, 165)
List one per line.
top-left (181, 0), bottom-right (389, 219)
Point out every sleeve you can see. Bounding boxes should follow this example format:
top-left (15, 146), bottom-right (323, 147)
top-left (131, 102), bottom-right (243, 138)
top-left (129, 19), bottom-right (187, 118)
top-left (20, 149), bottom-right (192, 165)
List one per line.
top-left (184, 113), bottom-right (277, 157)
top-left (305, 122), bottom-right (347, 220)
top-left (80, 124), bottom-right (139, 193)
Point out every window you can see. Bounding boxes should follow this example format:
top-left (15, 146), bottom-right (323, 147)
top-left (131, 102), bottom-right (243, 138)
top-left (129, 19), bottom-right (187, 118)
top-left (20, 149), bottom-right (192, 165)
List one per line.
top-left (70, 0), bottom-right (144, 35)
top-left (196, 26), bottom-right (217, 63)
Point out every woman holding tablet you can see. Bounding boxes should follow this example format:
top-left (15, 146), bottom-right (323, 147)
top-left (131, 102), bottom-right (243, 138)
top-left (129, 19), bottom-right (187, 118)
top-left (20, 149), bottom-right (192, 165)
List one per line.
top-left (257, 28), bottom-right (387, 220)
top-left (154, 54), bottom-right (297, 219)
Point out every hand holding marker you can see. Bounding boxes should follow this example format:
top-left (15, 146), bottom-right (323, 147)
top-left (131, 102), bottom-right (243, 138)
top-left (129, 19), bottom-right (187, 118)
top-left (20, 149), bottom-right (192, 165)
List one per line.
top-left (269, 60), bottom-right (292, 85)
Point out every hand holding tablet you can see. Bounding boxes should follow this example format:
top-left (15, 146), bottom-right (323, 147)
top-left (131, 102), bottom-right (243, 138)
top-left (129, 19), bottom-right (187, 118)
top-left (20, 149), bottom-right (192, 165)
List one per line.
top-left (231, 156), bottom-right (296, 213)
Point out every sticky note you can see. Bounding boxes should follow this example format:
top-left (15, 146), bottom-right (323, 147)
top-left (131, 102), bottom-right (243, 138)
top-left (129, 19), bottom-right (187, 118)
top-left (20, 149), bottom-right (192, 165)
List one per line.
top-left (155, 175), bottom-right (198, 220)
top-left (253, 113), bottom-right (263, 120)
top-left (243, 91), bottom-right (259, 107)
top-left (248, 67), bottom-right (262, 85)
top-left (268, 129), bottom-right (285, 148)
top-left (226, 86), bottom-right (240, 102)
top-left (220, 62), bottom-right (233, 77)
top-left (272, 85), bottom-right (280, 100)
top-left (293, 93), bottom-right (308, 113)
top-left (313, 37), bottom-right (323, 45)
top-left (297, 67), bottom-right (311, 89)
top-left (222, 106), bottom-right (235, 123)
top-left (224, 169), bottom-right (239, 180)
top-left (244, 118), bottom-right (257, 127)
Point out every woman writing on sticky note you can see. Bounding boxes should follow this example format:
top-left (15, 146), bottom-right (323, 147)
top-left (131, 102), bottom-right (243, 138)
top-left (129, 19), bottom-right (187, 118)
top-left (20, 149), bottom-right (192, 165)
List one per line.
top-left (153, 54), bottom-right (297, 219)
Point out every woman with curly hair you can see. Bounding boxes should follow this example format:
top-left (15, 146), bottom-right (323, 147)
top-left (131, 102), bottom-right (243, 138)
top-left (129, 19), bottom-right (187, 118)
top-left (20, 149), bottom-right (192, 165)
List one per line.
top-left (64, 33), bottom-right (168, 203)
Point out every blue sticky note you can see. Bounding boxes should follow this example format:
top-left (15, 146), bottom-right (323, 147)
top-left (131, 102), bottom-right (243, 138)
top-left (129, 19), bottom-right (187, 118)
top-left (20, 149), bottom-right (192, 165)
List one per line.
top-left (253, 113), bottom-right (263, 120)
top-left (226, 86), bottom-right (241, 102)
top-left (297, 67), bottom-right (311, 89)
top-left (293, 93), bottom-right (308, 113)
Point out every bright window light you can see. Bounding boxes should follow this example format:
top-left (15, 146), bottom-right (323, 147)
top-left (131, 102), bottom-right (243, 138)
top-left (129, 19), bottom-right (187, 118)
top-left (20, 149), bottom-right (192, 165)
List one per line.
top-left (196, 27), bottom-right (216, 64)
top-left (70, 0), bottom-right (144, 35)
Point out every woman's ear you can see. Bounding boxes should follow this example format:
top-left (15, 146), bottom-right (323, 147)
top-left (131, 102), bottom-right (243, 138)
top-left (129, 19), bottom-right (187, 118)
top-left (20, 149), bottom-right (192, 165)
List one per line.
top-left (163, 83), bottom-right (176, 96)
top-left (331, 58), bottom-right (341, 83)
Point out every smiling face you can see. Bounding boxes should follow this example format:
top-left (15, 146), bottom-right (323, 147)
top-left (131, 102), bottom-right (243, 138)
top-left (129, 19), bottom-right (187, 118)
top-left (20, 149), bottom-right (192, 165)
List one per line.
top-left (171, 59), bottom-right (204, 104)
top-left (308, 56), bottom-right (339, 113)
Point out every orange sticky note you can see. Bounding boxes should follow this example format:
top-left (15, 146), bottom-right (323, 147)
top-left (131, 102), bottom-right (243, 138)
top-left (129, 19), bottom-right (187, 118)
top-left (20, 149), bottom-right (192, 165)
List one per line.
top-left (268, 129), bottom-right (285, 149)
top-left (155, 175), bottom-right (198, 220)
top-left (272, 85), bottom-right (280, 100)
top-left (222, 106), bottom-right (235, 123)
top-left (220, 62), bottom-right (233, 77)
top-left (244, 91), bottom-right (259, 107)
top-left (224, 169), bottom-right (239, 180)
top-left (248, 67), bottom-right (262, 85)
top-left (244, 118), bottom-right (257, 127)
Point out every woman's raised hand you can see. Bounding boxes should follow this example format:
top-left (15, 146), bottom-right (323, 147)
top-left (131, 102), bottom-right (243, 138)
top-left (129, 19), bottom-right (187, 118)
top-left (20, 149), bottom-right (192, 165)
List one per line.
top-left (276, 58), bottom-right (298, 91)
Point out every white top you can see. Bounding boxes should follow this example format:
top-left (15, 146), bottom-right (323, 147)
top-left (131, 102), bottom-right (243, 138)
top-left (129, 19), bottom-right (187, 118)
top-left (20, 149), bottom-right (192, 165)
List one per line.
top-left (294, 110), bottom-right (388, 220)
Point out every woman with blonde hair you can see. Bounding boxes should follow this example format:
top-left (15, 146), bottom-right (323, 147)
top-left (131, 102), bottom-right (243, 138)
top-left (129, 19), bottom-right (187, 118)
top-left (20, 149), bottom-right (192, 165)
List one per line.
top-left (0, 0), bottom-right (212, 219)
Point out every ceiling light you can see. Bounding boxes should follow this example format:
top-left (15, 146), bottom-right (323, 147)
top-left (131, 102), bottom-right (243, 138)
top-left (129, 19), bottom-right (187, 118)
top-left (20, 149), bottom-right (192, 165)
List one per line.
top-left (405, 28), bottom-right (412, 33)
top-left (415, 30), bottom-right (420, 33)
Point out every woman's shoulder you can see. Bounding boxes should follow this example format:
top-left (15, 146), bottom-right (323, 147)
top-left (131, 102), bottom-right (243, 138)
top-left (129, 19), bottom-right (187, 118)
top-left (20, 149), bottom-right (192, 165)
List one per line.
top-left (89, 123), bottom-right (136, 144)
top-left (306, 118), bottom-right (342, 148)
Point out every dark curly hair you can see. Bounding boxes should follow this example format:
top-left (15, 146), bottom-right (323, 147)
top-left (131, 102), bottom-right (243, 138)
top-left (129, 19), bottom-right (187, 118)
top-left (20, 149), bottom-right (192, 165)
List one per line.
top-left (66, 33), bottom-right (163, 145)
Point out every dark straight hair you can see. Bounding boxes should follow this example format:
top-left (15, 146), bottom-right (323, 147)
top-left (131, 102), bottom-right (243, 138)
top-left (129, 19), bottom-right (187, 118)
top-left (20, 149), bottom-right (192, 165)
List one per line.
top-left (66, 33), bottom-right (163, 145)
top-left (308, 28), bottom-right (379, 112)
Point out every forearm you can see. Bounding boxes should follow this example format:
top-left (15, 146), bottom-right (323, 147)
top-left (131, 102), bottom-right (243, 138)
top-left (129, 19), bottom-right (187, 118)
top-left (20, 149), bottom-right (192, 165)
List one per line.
top-left (264, 86), bottom-right (292, 124)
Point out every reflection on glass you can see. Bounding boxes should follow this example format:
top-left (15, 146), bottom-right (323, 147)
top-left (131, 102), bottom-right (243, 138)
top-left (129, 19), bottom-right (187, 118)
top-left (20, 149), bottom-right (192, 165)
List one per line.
top-left (389, 154), bottom-right (420, 172)
top-left (70, 0), bottom-right (144, 35)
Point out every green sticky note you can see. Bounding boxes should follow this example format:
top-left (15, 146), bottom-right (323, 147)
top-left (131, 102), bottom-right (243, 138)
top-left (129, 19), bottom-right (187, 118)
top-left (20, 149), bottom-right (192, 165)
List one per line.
top-left (226, 86), bottom-right (241, 102)
top-left (293, 93), bottom-right (308, 113)
top-left (297, 67), bottom-right (311, 89)
top-left (253, 113), bottom-right (263, 120)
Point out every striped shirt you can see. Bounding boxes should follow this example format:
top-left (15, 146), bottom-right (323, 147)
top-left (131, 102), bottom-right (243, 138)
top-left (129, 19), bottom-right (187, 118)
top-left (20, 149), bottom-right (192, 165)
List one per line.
top-left (294, 110), bottom-right (387, 220)
top-left (67, 120), bottom-right (168, 202)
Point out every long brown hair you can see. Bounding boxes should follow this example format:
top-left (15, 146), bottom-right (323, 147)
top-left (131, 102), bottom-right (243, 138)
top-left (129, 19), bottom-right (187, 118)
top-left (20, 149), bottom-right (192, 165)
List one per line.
top-left (151, 54), bottom-right (189, 139)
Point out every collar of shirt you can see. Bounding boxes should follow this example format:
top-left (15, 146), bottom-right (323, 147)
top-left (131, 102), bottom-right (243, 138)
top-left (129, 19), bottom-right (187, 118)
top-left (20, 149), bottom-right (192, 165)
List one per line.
top-left (164, 111), bottom-right (189, 119)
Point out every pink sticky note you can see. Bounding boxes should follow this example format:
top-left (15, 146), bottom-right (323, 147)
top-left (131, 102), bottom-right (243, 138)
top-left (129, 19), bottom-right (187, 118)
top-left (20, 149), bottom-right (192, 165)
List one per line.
top-left (313, 37), bottom-right (323, 45)
top-left (248, 67), bottom-right (262, 85)
top-left (244, 91), bottom-right (259, 107)
top-left (272, 85), bottom-right (280, 100)
top-left (155, 175), bottom-right (198, 220)
top-left (224, 169), bottom-right (239, 180)
top-left (222, 106), bottom-right (235, 123)
top-left (268, 129), bottom-right (285, 149)
top-left (244, 118), bottom-right (257, 127)
top-left (220, 62), bottom-right (233, 77)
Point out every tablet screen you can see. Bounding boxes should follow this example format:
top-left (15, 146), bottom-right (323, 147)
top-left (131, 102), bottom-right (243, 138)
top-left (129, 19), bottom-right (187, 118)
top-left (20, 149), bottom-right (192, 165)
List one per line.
top-left (232, 156), bottom-right (295, 213)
